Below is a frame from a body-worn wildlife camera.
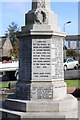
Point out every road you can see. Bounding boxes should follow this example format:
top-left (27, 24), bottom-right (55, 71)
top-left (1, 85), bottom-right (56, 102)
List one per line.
top-left (64, 69), bottom-right (80, 80)
top-left (0, 69), bottom-right (80, 81)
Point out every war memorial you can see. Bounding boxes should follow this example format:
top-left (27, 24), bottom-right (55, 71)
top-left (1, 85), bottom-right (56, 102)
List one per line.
top-left (0, 0), bottom-right (78, 119)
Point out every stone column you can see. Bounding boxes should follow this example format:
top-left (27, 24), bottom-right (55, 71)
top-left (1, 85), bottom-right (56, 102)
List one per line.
top-left (32, 0), bottom-right (50, 10)
top-left (16, 0), bottom-right (67, 101)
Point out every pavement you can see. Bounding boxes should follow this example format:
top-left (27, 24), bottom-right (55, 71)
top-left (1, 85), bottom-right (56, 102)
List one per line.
top-left (64, 69), bottom-right (80, 80)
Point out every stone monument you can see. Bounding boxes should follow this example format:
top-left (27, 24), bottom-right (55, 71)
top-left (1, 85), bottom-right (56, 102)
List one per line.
top-left (1, 0), bottom-right (78, 119)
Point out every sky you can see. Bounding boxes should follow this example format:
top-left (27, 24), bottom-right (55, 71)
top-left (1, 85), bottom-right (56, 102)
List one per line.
top-left (0, 1), bottom-right (79, 36)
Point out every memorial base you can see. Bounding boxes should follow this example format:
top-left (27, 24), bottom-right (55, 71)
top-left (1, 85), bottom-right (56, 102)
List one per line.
top-left (0, 81), bottom-right (78, 119)
top-left (16, 81), bottom-right (67, 100)
top-left (0, 94), bottom-right (78, 119)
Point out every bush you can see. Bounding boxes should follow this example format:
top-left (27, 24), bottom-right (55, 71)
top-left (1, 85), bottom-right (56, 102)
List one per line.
top-left (66, 49), bottom-right (77, 58)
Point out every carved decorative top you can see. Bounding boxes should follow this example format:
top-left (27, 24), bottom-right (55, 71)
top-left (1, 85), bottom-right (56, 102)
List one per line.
top-left (34, 9), bottom-right (48, 24)
top-left (32, 0), bottom-right (50, 10)
top-left (26, 0), bottom-right (49, 25)
top-left (37, 0), bottom-right (45, 8)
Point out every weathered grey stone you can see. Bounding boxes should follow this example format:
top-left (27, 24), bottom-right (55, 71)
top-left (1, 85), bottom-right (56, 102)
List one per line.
top-left (0, 107), bottom-right (78, 119)
top-left (5, 94), bottom-right (77, 112)
top-left (0, 0), bottom-right (78, 119)
top-left (32, 0), bottom-right (50, 10)
top-left (16, 81), bottom-right (66, 100)
top-left (19, 34), bottom-right (64, 82)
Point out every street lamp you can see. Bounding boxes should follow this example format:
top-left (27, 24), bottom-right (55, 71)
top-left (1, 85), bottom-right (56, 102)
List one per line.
top-left (63, 20), bottom-right (71, 58)
top-left (63, 21), bottom-right (71, 32)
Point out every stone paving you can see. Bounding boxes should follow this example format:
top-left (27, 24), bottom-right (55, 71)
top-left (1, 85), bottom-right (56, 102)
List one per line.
top-left (78, 100), bottom-right (80, 120)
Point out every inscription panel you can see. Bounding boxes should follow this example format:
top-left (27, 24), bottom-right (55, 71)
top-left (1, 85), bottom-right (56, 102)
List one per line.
top-left (51, 37), bottom-right (64, 80)
top-left (31, 86), bottom-right (53, 100)
top-left (32, 39), bottom-right (51, 80)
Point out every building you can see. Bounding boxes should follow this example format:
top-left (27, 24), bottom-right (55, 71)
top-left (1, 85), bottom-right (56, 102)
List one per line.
top-left (65, 35), bottom-right (80, 63)
top-left (66, 35), bottom-right (80, 51)
top-left (0, 33), bottom-right (13, 61)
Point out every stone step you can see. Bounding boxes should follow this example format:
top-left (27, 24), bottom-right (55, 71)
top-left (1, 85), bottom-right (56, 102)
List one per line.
top-left (0, 107), bottom-right (78, 119)
top-left (5, 94), bottom-right (78, 112)
top-left (0, 108), bottom-right (21, 119)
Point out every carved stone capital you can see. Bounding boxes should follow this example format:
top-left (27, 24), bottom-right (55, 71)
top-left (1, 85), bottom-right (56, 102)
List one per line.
top-left (34, 9), bottom-right (48, 24)
top-left (32, 0), bottom-right (50, 10)
top-left (25, 9), bottom-right (48, 25)
top-left (37, 0), bottom-right (45, 8)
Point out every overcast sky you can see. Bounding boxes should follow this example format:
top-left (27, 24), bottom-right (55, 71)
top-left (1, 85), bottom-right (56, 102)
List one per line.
top-left (0, 1), bottom-right (79, 36)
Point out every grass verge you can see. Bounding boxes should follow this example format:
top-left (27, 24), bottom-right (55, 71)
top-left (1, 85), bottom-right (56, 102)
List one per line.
top-left (0, 82), bottom-right (9, 88)
top-left (64, 79), bottom-right (80, 87)
top-left (0, 80), bottom-right (80, 88)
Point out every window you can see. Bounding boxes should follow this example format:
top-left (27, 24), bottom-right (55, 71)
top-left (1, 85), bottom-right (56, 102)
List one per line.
top-left (67, 58), bottom-right (74, 62)
top-left (68, 40), bottom-right (70, 48)
top-left (76, 40), bottom-right (79, 47)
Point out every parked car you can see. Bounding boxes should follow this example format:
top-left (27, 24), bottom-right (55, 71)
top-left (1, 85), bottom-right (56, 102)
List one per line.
top-left (15, 67), bottom-right (19, 80)
top-left (64, 58), bottom-right (79, 71)
top-left (0, 61), bottom-right (18, 72)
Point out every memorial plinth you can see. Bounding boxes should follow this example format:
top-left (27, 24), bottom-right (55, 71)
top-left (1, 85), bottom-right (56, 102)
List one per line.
top-left (0, 0), bottom-right (78, 119)
top-left (16, 0), bottom-right (66, 101)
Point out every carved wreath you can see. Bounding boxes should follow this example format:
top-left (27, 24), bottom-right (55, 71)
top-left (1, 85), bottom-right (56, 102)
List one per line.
top-left (34, 10), bottom-right (47, 24)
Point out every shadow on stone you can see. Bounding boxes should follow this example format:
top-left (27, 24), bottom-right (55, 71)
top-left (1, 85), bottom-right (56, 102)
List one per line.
top-left (2, 75), bottom-right (10, 81)
top-left (72, 88), bottom-right (80, 97)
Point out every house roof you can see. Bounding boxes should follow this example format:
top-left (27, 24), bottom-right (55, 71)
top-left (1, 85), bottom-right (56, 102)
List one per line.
top-left (0, 33), bottom-right (13, 57)
top-left (0, 36), bottom-right (6, 49)
top-left (66, 35), bottom-right (80, 41)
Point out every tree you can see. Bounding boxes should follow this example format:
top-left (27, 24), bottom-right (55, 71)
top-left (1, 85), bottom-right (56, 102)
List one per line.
top-left (7, 22), bottom-right (20, 59)
top-left (10, 41), bottom-right (19, 59)
top-left (66, 49), bottom-right (77, 58)
top-left (7, 22), bottom-right (20, 44)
